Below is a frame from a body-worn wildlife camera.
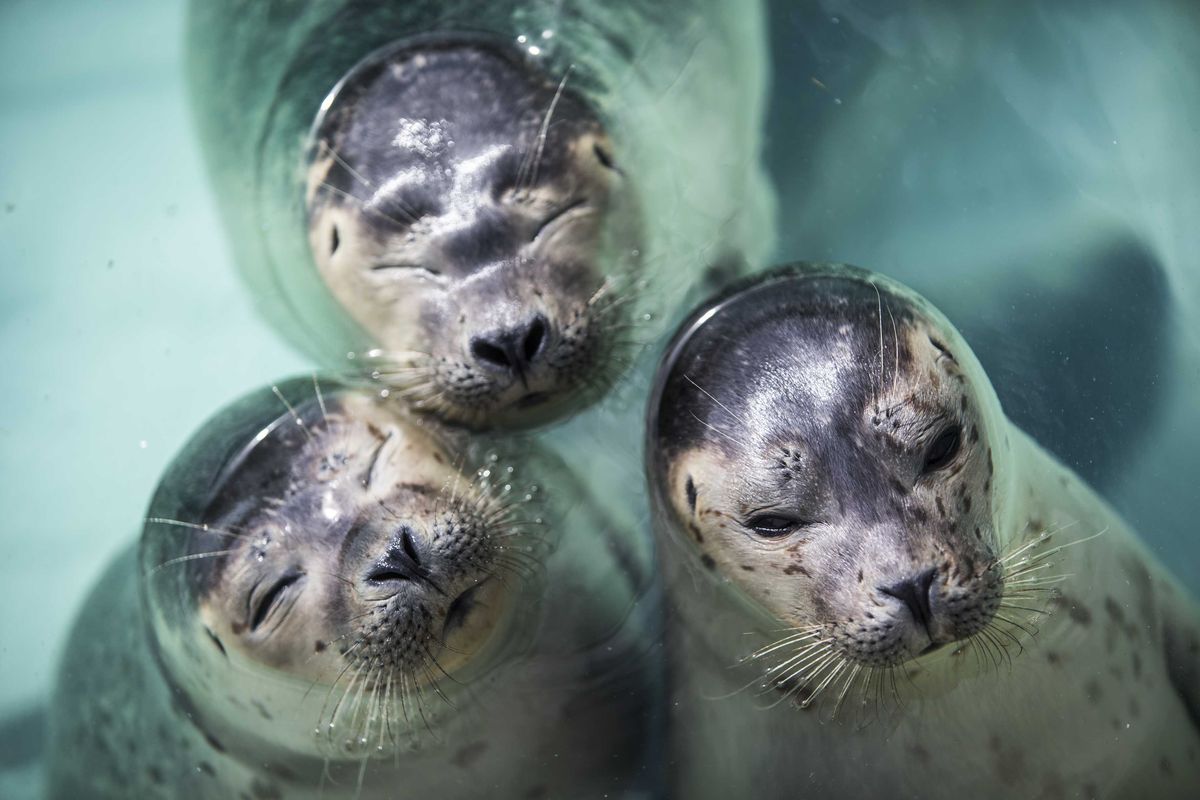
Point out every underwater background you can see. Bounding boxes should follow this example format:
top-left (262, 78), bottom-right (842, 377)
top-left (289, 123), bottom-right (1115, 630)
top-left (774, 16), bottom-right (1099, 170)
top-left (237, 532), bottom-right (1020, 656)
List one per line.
top-left (1, 0), bottom-right (1197, 797)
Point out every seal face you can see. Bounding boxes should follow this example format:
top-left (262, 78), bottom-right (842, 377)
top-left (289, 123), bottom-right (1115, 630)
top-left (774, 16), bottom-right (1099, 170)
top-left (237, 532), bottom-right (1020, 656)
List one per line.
top-left (307, 40), bottom-right (639, 427)
top-left (142, 381), bottom-right (546, 757)
top-left (649, 264), bottom-right (1013, 686)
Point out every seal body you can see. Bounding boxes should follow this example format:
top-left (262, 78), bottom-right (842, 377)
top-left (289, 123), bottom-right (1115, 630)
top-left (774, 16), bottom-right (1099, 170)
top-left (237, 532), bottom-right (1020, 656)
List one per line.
top-left (186, 0), bottom-right (775, 426)
top-left (48, 378), bottom-right (662, 798)
top-left (646, 264), bottom-right (1200, 798)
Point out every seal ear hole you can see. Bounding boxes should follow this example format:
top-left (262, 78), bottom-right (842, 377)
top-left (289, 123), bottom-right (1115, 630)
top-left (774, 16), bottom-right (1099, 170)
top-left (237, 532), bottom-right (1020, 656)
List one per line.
top-left (922, 426), bottom-right (963, 474)
top-left (329, 225), bottom-right (340, 256)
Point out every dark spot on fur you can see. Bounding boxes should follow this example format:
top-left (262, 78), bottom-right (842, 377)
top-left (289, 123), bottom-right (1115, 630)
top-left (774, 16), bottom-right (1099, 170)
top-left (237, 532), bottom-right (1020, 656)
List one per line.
top-left (205, 627), bottom-right (227, 658)
top-left (741, 564), bottom-right (755, 571)
top-left (147, 766), bottom-right (164, 785)
top-left (1045, 650), bottom-right (1062, 666)
top-left (202, 730), bottom-right (226, 754)
top-left (889, 477), bottom-right (909, 496)
top-left (986, 734), bottom-right (1024, 786)
top-left (911, 506), bottom-right (929, 524)
top-left (936, 497), bottom-right (946, 517)
top-left (452, 741), bottom-right (489, 768)
top-left (688, 522), bottom-right (704, 543)
top-left (961, 495), bottom-right (972, 512)
top-left (251, 700), bottom-right (273, 721)
top-left (908, 742), bottom-right (931, 764)
top-left (251, 779), bottom-right (283, 800)
top-left (1084, 678), bottom-right (1103, 703)
top-left (1050, 594), bottom-right (1092, 626)
top-left (685, 476), bottom-right (697, 514)
top-left (314, 640), bottom-right (327, 652)
top-left (783, 562), bottom-right (812, 577)
top-left (857, 568), bottom-right (864, 583)
top-left (1104, 596), bottom-right (1125, 624)
top-left (974, 526), bottom-right (982, 540)
top-left (969, 425), bottom-right (979, 443)
top-left (700, 553), bottom-right (716, 570)
top-left (197, 761), bottom-right (216, 777)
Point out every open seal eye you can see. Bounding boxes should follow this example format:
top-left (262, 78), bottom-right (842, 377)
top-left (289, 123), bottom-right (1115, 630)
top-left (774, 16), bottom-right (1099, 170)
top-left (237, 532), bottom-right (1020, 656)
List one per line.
top-left (743, 513), bottom-right (807, 539)
top-left (922, 425), bottom-right (962, 474)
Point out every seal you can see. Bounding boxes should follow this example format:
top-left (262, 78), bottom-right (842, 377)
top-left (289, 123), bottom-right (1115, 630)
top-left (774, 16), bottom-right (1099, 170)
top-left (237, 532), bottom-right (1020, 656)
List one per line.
top-left (47, 378), bottom-right (662, 799)
top-left (646, 263), bottom-right (1200, 799)
top-left (186, 0), bottom-right (776, 427)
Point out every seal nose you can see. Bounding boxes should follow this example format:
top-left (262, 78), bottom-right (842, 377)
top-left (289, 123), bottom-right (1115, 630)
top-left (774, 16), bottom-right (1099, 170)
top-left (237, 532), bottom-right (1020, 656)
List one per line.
top-left (365, 528), bottom-right (442, 594)
top-left (879, 567), bottom-right (937, 634)
top-left (469, 314), bottom-right (548, 381)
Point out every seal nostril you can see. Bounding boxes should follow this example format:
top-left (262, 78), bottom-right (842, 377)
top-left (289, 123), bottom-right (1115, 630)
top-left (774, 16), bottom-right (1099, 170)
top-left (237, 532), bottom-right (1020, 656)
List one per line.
top-left (522, 316), bottom-right (547, 362)
top-left (471, 337), bottom-right (513, 370)
top-left (367, 528), bottom-right (427, 585)
top-left (400, 528), bottom-right (421, 567)
top-left (470, 316), bottom-right (548, 377)
top-left (879, 567), bottom-right (938, 633)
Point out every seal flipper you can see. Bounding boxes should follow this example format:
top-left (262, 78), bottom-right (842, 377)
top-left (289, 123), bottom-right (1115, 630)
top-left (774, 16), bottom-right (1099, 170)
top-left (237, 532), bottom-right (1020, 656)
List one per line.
top-left (947, 234), bottom-right (1171, 493)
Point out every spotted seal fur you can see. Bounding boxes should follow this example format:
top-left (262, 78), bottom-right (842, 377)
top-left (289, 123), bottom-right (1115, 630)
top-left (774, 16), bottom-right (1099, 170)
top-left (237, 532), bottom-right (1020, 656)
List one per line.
top-left (647, 263), bottom-right (1200, 798)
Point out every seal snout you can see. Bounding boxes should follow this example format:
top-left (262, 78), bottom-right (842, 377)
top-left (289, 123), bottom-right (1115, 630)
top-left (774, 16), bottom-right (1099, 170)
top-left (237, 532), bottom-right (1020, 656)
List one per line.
top-left (469, 313), bottom-right (549, 384)
top-left (364, 526), bottom-right (443, 594)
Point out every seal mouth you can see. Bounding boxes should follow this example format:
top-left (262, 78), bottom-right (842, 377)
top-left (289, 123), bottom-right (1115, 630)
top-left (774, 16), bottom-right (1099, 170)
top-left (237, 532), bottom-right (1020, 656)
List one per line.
top-left (441, 581), bottom-right (486, 640)
top-left (919, 641), bottom-right (947, 656)
top-left (515, 391), bottom-right (551, 409)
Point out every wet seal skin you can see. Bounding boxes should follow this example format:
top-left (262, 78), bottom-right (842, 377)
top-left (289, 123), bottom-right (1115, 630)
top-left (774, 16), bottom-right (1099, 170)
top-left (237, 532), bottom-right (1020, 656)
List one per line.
top-left (186, 0), bottom-right (778, 429)
top-left (646, 263), bottom-right (1200, 799)
top-left (46, 378), bottom-right (662, 799)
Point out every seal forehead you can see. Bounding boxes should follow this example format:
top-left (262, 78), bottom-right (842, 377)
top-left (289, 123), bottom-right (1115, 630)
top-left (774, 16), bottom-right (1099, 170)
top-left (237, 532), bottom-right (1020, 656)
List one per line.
top-left (319, 43), bottom-right (598, 192)
top-left (655, 269), bottom-right (925, 458)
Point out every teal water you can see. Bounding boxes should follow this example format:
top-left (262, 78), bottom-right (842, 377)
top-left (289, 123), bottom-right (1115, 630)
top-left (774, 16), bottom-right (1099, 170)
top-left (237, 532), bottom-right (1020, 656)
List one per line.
top-left (2, 1), bottom-right (1198, 797)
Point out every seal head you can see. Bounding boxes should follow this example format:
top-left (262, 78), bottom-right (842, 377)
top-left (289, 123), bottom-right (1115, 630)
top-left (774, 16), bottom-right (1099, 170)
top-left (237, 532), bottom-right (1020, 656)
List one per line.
top-left (141, 380), bottom-right (546, 758)
top-left (307, 39), bottom-right (639, 427)
top-left (649, 264), bottom-right (1021, 683)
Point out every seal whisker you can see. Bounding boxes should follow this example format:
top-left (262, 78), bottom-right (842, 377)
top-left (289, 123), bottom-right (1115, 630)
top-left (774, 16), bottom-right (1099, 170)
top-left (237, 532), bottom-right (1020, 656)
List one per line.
top-left (831, 662), bottom-right (863, 720)
top-left (146, 549), bottom-right (236, 575)
top-left (316, 180), bottom-right (417, 227)
top-left (272, 385), bottom-right (317, 446)
top-left (517, 66), bottom-right (574, 195)
top-left (145, 517), bottom-right (245, 540)
top-left (688, 410), bottom-right (740, 449)
top-left (318, 139), bottom-right (375, 190)
top-left (871, 280), bottom-right (884, 404)
top-left (312, 374), bottom-right (329, 424)
top-left (684, 374), bottom-right (751, 430)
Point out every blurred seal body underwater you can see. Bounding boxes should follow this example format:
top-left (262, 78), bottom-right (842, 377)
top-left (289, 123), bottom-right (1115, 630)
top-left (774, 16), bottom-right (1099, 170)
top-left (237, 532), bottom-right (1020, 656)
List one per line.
top-left (47, 378), bottom-right (662, 799)
top-left (647, 264), bottom-right (1200, 799)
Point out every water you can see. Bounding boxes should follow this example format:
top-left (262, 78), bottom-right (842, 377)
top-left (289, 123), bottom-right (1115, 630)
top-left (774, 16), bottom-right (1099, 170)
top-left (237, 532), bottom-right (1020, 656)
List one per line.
top-left (2, 1), bottom-right (1198, 797)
